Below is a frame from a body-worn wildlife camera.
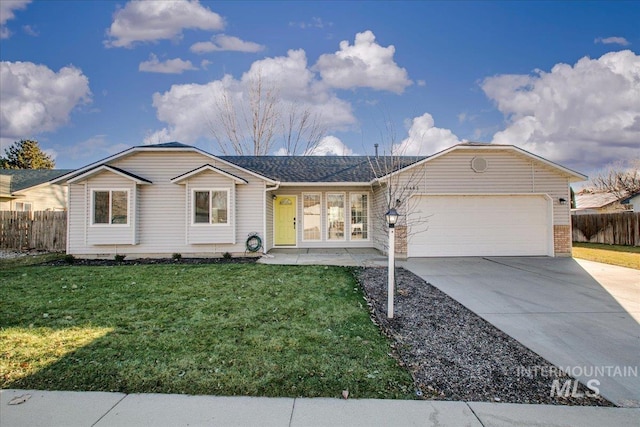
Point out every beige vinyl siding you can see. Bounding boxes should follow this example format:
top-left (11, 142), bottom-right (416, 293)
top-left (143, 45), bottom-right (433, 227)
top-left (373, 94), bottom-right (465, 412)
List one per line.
top-left (68, 151), bottom-right (266, 257)
top-left (371, 183), bottom-right (390, 253)
top-left (67, 184), bottom-right (87, 254)
top-left (265, 195), bottom-right (274, 251)
top-left (9, 184), bottom-right (68, 211)
top-left (420, 150), bottom-right (571, 225)
top-left (272, 186), bottom-right (374, 248)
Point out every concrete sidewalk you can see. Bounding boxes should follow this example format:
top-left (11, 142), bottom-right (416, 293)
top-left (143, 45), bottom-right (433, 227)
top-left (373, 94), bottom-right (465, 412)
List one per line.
top-left (2, 389), bottom-right (639, 427)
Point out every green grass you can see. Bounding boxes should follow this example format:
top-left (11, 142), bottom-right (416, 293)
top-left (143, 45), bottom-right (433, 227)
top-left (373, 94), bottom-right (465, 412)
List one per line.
top-left (0, 263), bottom-right (414, 398)
top-left (573, 243), bottom-right (640, 270)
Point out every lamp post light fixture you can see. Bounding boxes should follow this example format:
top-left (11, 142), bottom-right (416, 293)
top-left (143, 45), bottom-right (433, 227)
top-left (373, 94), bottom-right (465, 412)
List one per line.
top-left (385, 208), bottom-right (398, 319)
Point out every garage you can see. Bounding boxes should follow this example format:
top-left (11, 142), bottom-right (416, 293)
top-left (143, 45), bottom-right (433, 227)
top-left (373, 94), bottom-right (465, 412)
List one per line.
top-left (407, 194), bottom-right (553, 257)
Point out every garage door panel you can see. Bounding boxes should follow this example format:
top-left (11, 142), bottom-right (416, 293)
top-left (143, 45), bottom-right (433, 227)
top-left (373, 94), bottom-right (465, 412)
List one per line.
top-left (408, 195), bottom-right (551, 257)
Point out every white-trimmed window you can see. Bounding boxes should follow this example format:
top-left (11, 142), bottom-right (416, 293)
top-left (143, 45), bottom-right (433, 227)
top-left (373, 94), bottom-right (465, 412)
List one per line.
top-left (193, 189), bottom-right (229, 225)
top-left (92, 190), bottom-right (128, 225)
top-left (350, 193), bottom-right (369, 240)
top-left (303, 193), bottom-right (321, 241)
top-left (15, 202), bottom-right (32, 212)
top-left (327, 193), bottom-right (345, 241)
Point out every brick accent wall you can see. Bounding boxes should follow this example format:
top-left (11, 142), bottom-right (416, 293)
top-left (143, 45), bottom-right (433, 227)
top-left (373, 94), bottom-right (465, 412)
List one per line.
top-left (554, 225), bottom-right (572, 256)
top-left (395, 225), bottom-right (407, 257)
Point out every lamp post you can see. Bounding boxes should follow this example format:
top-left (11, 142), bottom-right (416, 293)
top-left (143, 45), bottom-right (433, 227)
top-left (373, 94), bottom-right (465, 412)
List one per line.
top-left (385, 208), bottom-right (398, 319)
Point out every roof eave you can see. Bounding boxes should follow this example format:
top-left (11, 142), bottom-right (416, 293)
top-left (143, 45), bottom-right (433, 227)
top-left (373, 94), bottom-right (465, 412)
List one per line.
top-left (171, 164), bottom-right (249, 184)
top-left (53, 144), bottom-right (277, 185)
top-left (277, 181), bottom-right (372, 187)
top-left (67, 165), bottom-right (152, 185)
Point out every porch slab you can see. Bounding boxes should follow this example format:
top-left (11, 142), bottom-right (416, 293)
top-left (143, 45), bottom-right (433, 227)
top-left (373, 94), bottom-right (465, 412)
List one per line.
top-left (259, 248), bottom-right (387, 267)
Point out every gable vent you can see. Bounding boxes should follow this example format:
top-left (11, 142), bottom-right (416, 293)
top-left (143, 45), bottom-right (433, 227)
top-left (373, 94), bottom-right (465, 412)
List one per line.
top-left (471, 156), bottom-right (488, 173)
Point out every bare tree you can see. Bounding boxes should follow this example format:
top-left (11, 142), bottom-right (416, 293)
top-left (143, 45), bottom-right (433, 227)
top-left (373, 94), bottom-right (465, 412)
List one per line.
top-left (591, 158), bottom-right (640, 198)
top-left (281, 104), bottom-right (326, 155)
top-left (209, 71), bottom-right (326, 156)
top-left (367, 122), bottom-right (430, 253)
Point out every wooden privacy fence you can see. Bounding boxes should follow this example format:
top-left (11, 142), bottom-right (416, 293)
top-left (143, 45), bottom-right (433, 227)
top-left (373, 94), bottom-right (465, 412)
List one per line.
top-left (0, 211), bottom-right (67, 251)
top-left (572, 212), bottom-right (640, 246)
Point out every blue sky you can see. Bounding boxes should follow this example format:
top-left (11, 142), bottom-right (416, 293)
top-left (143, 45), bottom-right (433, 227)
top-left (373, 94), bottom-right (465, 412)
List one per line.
top-left (1, 1), bottom-right (638, 178)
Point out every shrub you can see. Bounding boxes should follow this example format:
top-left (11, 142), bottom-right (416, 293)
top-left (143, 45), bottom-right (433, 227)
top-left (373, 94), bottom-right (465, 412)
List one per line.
top-left (114, 254), bottom-right (126, 262)
top-left (222, 252), bottom-right (232, 260)
top-left (63, 254), bottom-right (75, 264)
top-left (172, 253), bottom-right (182, 261)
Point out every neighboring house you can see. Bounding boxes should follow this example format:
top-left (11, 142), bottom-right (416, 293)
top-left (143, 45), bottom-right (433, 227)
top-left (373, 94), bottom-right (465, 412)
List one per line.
top-left (52, 142), bottom-right (585, 258)
top-left (0, 169), bottom-right (73, 211)
top-left (572, 189), bottom-right (632, 215)
top-left (621, 192), bottom-right (640, 212)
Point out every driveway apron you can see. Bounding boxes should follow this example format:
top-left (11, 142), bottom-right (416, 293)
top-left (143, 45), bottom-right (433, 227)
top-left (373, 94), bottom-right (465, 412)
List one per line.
top-left (401, 257), bottom-right (640, 408)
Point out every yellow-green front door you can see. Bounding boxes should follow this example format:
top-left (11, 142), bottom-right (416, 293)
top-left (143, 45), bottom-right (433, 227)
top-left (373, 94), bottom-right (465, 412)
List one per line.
top-left (274, 196), bottom-right (296, 245)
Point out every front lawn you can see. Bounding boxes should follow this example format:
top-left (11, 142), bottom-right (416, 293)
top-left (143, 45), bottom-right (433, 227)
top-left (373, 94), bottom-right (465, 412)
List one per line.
top-left (0, 262), bottom-right (414, 398)
top-left (572, 242), bottom-right (640, 269)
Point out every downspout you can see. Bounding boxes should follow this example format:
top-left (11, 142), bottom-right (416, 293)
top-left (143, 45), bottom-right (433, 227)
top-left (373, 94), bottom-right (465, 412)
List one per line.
top-left (264, 182), bottom-right (280, 253)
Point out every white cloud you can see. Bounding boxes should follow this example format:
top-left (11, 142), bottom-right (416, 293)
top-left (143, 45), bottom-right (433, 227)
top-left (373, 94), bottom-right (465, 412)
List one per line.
top-left (200, 59), bottom-right (212, 70)
top-left (305, 136), bottom-right (354, 156)
top-left (61, 134), bottom-right (130, 161)
top-left (190, 34), bottom-right (264, 53)
top-left (105, 0), bottom-right (224, 48)
top-left (21, 24), bottom-right (37, 36)
top-left (139, 54), bottom-right (197, 74)
top-left (289, 17), bottom-right (332, 29)
top-left (482, 50), bottom-right (640, 171)
top-left (0, 61), bottom-right (91, 147)
top-left (393, 113), bottom-right (463, 155)
top-left (0, 0), bottom-right (31, 39)
top-left (595, 36), bottom-right (630, 46)
top-left (146, 49), bottom-right (355, 147)
top-left (315, 30), bottom-right (412, 94)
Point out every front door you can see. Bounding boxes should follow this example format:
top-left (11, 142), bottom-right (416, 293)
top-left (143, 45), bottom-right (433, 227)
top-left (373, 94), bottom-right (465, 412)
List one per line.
top-left (274, 196), bottom-right (296, 245)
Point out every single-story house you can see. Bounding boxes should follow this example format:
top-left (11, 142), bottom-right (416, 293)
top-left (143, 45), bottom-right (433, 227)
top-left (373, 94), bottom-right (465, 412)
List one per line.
top-left (0, 169), bottom-right (73, 211)
top-left (572, 189), bottom-right (633, 215)
top-left (52, 142), bottom-right (586, 258)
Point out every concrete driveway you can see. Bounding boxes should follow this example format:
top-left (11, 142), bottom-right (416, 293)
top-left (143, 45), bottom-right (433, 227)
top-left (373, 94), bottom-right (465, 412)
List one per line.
top-left (402, 257), bottom-right (640, 408)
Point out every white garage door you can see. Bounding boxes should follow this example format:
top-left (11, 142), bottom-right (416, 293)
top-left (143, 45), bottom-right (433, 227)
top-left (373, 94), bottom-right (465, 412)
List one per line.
top-left (407, 195), bottom-right (552, 257)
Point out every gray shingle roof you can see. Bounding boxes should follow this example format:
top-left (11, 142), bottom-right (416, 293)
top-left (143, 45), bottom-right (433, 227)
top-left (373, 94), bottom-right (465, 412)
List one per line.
top-left (0, 169), bottom-right (75, 192)
top-left (220, 156), bottom-right (426, 182)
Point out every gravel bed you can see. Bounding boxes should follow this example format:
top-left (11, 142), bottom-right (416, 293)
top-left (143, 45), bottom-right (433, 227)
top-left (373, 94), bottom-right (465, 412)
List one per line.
top-left (356, 267), bottom-right (614, 406)
top-left (0, 249), bottom-right (51, 259)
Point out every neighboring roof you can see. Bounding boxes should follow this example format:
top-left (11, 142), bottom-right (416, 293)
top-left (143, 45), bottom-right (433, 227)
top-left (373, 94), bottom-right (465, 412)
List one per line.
top-left (220, 156), bottom-right (425, 183)
top-left (574, 190), bottom-right (629, 210)
top-left (0, 169), bottom-right (74, 193)
top-left (621, 192), bottom-right (640, 205)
